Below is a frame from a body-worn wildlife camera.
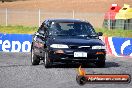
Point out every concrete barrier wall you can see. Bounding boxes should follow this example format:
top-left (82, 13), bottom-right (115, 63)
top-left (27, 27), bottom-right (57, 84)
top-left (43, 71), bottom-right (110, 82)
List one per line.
top-left (0, 33), bottom-right (132, 57)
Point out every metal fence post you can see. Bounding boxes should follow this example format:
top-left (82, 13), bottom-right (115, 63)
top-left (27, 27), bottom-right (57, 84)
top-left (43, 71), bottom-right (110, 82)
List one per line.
top-left (108, 12), bottom-right (110, 30)
top-left (6, 8), bottom-right (8, 26)
top-left (72, 10), bottom-right (75, 19)
top-left (38, 9), bottom-right (41, 27)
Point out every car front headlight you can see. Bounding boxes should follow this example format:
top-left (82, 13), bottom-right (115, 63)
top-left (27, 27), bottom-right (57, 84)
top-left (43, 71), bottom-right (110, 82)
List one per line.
top-left (92, 46), bottom-right (106, 49)
top-left (50, 44), bottom-right (69, 48)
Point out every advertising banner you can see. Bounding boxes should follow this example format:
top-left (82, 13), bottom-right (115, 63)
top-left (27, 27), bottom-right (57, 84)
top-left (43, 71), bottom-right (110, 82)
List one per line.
top-left (0, 33), bottom-right (32, 52)
top-left (104, 37), bottom-right (132, 57)
top-left (0, 33), bottom-right (132, 57)
top-left (110, 37), bottom-right (132, 56)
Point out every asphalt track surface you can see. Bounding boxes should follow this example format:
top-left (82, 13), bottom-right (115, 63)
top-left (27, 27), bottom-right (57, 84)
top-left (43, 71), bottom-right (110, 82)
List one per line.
top-left (0, 52), bottom-right (132, 88)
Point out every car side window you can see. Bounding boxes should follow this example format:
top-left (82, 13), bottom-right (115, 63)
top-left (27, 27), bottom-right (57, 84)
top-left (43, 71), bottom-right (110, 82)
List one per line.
top-left (38, 28), bottom-right (44, 34)
top-left (38, 23), bottom-right (44, 34)
top-left (37, 23), bottom-right (49, 38)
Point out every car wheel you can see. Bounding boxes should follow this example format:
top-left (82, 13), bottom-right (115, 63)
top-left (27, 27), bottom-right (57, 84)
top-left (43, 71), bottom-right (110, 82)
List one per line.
top-left (31, 48), bottom-right (40, 65)
top-left (95, 60), bottom-right (105, 68)
top-left (44, 51), bottom-right (52, 68)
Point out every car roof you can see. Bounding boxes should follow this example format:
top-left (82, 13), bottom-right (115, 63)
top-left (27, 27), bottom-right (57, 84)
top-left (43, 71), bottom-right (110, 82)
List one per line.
top-left (45, 18), bottom-right (85, 23)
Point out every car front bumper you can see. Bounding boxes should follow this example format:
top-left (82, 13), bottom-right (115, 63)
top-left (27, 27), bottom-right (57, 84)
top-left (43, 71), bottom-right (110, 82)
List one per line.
top-left (48, 48), bottom-right (106, 63)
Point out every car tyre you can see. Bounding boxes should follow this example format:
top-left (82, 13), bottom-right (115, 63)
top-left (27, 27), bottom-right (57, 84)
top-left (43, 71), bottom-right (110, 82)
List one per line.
top-left (31, 48), bottom-right (40, 65)
top-left (44, 51), bottom-right (52, 68)
top-left (31, 49), bottom-right (40, 65)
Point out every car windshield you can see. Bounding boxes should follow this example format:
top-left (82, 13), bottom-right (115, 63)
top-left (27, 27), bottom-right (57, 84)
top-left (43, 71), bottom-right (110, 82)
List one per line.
top-left (49, 22), bottom-right (97, 37)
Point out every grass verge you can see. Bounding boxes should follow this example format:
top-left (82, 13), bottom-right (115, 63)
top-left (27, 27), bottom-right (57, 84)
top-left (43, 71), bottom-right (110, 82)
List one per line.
top-left (0, 25), bottom-right (132, 37)
top-left (95, 28), bottom-right (132, 38)
top-left (0, 25), bottom-right (37, 34)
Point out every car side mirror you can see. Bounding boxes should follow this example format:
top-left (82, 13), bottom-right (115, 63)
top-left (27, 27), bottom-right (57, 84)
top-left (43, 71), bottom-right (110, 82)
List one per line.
top-left (36, 30), bottom-right (45, 38)
top-left (97, 32), bottom-right (103, 36)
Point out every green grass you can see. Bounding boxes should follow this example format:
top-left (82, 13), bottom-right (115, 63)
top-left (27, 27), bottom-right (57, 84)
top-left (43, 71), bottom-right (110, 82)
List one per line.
top-left (95, 28), bottom-right (132, 38)
top-left (0, 25), bottom-right (132, 37)
top-left (0, 25), bottom-right (37, 34)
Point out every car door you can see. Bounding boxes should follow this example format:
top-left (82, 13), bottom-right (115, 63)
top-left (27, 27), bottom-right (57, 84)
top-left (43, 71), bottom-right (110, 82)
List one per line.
top-left (33, 25), bottom-right (47, 57)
